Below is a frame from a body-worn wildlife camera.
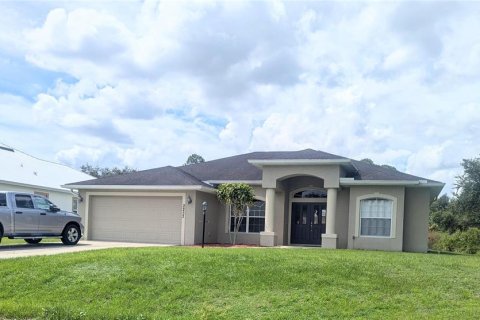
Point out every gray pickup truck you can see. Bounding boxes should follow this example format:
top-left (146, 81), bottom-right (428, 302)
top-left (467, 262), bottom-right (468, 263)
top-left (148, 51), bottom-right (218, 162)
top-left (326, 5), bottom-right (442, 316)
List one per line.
top-left (0, 191), bottom-right (83, 245)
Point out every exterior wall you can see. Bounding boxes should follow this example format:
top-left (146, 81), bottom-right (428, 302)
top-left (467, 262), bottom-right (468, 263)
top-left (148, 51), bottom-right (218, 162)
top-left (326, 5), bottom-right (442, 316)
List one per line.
top-left (0, 182), bottom-right (74, 211)
top-left (193, 191), bottom-right (220, 244)
top-left (403, 188), bottom-right (430, 252)
top-left (262, 165), bottom-right (340, 189)
top-left (336, 188), bottom-right (350, 249)
top-left (347, 186), bottom-right (405, 251)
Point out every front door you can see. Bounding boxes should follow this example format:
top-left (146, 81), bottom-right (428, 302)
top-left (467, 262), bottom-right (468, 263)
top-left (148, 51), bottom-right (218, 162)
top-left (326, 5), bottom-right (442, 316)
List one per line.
top-left (291, 203), bottom-right (326, 245)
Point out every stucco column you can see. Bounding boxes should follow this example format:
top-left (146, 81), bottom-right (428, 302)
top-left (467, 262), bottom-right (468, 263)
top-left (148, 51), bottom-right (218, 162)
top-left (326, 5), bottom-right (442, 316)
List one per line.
top-left (260, 188), bottom-right (276, 246)
top-left (322, 188), bottom-right (338, 248)
top-left (264, 188), bottom-right (275, 232)
top-left (326, 188), bottom-right (337, 234)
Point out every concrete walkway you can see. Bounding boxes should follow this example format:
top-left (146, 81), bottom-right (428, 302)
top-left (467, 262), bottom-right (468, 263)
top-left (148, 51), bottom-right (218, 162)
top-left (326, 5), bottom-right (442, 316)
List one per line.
top-left (0, 241), bottom-right (171, 259)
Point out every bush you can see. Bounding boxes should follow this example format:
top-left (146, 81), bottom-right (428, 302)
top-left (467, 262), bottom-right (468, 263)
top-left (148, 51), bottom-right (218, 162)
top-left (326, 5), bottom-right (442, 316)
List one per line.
top-left (428, 230), bottom-right (442, 250)
top-left (435, 228), bottom-right (480, 254)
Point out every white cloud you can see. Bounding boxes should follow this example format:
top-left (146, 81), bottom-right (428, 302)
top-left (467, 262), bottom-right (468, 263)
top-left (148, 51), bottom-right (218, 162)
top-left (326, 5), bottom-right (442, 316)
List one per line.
top-left (0, 1), bottom-right (479, 194)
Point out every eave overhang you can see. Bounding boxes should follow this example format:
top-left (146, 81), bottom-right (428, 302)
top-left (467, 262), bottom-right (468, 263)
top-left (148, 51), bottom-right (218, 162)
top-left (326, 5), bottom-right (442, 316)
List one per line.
top-left (61, 184), bottom-right (217, 194)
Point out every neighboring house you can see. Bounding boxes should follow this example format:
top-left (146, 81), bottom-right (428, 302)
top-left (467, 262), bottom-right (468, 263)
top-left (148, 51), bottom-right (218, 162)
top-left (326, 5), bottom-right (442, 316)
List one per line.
top-left (65, 149), bottom-right (444, 252)
top-left (0, 144), bottom-right (94, 211)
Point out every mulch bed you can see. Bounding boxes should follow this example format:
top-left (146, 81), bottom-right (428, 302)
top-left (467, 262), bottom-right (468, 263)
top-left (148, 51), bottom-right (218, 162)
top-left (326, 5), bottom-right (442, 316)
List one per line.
top-left (190, 243), bottom-right (259, 248)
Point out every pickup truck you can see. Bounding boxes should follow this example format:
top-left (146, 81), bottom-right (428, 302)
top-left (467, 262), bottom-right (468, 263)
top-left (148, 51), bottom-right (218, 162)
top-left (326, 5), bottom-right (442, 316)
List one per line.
top-left (0, 191), bottom-right (83, 245)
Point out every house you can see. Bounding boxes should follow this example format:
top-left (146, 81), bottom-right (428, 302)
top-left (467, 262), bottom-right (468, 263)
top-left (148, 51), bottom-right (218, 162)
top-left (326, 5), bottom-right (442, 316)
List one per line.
top-left (0, 144), bottom-right (94, 211)
top-left (65, 149), bottom-right (444, 252)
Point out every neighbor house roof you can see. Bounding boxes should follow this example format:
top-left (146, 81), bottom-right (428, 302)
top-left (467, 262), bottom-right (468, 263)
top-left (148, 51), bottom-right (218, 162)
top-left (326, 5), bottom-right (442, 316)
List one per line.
top-left (0, 144), bottom-right (94, 193)
top-left (65, 149), bottom-right (442, 189)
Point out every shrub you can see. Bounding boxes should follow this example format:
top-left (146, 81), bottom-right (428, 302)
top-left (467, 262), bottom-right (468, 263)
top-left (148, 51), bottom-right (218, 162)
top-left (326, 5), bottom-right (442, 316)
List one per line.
top-left (435, 228), bottom-right (480, 254)
top-left (428, 230), bottom-right (442, 250)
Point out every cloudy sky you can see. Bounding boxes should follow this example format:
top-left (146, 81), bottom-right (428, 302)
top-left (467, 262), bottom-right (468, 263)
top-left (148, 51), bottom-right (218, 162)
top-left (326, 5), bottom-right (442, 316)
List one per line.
top-left (1, 1), bottom-right (479, 194)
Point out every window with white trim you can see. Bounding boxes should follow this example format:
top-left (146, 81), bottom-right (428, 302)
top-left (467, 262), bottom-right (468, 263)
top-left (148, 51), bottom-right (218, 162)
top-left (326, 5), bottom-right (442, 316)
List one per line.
top-left (360, 198), bottom-right (393, 237)
top-left (230, 200), bottom-right (265, 233)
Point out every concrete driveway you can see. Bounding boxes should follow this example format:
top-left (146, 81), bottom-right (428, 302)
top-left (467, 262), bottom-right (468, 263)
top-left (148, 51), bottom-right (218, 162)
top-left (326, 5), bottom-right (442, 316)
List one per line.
top-left (0, 241), bottom-right (171, 259)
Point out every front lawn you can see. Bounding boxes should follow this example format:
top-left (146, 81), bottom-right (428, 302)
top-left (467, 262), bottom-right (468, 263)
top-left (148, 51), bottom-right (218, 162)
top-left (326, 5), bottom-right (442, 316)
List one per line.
top-left (0, 247), bottom-right (479, 319)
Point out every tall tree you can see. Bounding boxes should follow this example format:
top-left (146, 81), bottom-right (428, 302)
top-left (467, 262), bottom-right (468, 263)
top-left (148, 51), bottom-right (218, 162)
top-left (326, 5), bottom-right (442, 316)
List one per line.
top-left (455, 157), bottom-right (480, 228)
top-left (81, 164), bottom-right (137, 178)
top-left (216, 183), bottom-right (255, 245)
top-left (185, 154), bottom-right (205, 165)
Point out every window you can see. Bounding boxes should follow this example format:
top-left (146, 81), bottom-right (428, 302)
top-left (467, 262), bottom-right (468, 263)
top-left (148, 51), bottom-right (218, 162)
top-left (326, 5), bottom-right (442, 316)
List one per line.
top-left (0, 193), bottom-right (7, 207)
top-left (293, 189), bottom-right (327, 198)
top-left (34, 191), bottom-right (49, 198)
top-left (360, 198), bottom-right (393, 237)
top-left (230, 200), bottom-right (265, 233)
top-left (33, 195), bottom-right (53, 210)
top-left (72, 198), bottom-right (78, 213)
top-left (15, 194), bottom-right (34, 209)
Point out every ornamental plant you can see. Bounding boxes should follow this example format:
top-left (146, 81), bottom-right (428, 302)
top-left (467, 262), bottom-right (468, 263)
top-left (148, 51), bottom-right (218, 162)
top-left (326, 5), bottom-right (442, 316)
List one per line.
top-left (216, 183), bottom-right (255, 245)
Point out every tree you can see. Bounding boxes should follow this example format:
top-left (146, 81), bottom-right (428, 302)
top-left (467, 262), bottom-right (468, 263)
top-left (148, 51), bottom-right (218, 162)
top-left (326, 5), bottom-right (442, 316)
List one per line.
top-left (360, 158), bottom-right (397, 171)
top-left (184, 154), bottom-right (205, 165)
top-left (360, 158), bottom-right (375, 165)
top-left (81, 164), bottom-right (137, 178)
top-left (216, 183), bottom-right (255, 245)
top-left (429, 195), bottom-right (460, 233)
top-left (454, 157), bottom-right (480, 228)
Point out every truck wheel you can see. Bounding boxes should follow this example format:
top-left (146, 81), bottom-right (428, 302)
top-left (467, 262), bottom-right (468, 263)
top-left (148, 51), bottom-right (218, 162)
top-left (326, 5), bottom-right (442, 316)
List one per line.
top-left (24, 238), bottom-right (42, 244)
top-left (61, 224), bottom-right (81, 245)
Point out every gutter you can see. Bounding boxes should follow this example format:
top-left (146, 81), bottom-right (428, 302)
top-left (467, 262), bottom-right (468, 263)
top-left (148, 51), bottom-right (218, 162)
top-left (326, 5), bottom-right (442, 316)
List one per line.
top-left (339, 178), bottom-right (445, 188)
top-left (61, 184), bottom-right (217, 194)
top-left (203, 180), bottom-right (262, 186)
top-left (0, 179), bottom-right (74, 194)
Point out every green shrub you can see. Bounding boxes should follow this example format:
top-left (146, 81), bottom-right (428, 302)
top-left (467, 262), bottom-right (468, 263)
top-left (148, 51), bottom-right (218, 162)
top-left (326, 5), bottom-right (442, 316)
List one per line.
top-left (436, 228), bottom-right (480, 254)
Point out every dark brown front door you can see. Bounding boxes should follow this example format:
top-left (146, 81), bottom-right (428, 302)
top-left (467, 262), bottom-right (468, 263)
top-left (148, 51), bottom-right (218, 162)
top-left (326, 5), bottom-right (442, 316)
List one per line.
top-left (291, 203), bottom-right (326, 245)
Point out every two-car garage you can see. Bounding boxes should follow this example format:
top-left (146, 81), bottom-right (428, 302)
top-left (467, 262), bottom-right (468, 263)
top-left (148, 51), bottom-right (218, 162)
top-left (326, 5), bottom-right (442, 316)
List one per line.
top-left (87, 195), bottom-right (184, 245)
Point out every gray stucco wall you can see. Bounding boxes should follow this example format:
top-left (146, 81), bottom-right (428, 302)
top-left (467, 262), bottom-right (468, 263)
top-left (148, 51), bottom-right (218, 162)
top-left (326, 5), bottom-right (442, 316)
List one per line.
top-left (347, 186), bottom-right (405, 251)
top-left (403, 188), bottom-right (430, 252)
top-left (193, 191), bottom-right (220, 244)
top-left (262, 165), bottom-right (340, 189)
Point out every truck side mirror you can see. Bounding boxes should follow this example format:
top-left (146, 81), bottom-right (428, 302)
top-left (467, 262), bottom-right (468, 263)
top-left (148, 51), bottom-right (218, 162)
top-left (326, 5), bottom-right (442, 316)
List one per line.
top-left (49, 204), bottom-right (60, 212)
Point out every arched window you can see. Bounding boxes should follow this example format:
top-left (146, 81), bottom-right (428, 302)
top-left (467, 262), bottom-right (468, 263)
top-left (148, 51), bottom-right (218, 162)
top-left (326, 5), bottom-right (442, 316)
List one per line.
top-left (293, 189), bottom-right (327, 198)
top-left (359, 198), bottom-right (393, 237)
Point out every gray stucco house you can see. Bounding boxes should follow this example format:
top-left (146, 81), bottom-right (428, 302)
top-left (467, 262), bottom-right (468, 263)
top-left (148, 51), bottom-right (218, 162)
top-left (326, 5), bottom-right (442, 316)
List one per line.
top-left (65, 149), bottom-right (444, 252)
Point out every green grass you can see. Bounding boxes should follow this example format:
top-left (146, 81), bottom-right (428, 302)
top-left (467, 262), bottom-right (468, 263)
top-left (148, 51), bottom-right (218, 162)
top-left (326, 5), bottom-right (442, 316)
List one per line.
top-left (0, 248), bottom-right (479, 319)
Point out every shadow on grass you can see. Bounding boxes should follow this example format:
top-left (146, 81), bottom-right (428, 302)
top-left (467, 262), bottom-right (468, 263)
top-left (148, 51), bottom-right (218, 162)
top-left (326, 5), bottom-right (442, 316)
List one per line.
top-left (427, 249), bottom-right (477, 256)
top-left (0, 242), bottom-right (88, 251)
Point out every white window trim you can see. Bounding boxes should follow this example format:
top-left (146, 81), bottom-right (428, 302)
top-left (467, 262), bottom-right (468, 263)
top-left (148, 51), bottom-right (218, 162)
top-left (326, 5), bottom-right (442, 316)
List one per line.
top-left (355, 193), bottom-right (397, 239)
top-left (226, 199), bottom-right (266, 234)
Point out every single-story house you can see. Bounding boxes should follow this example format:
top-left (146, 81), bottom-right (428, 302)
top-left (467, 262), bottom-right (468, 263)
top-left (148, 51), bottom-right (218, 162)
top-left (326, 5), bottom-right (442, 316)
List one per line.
top-left (64, 149), bottom-right (444, 252)
top-left (1, 144), bottom-right (94, 211)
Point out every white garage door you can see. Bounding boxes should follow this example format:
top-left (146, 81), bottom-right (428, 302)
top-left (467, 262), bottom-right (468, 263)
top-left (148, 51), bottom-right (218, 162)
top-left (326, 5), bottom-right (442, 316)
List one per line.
top-left (89, 195), bottom-right (183, 244)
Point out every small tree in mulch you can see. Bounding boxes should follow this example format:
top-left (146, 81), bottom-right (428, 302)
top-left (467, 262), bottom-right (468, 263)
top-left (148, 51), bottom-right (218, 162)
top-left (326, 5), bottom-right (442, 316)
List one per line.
top-left (217, 183), bottom-right (255, 245)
